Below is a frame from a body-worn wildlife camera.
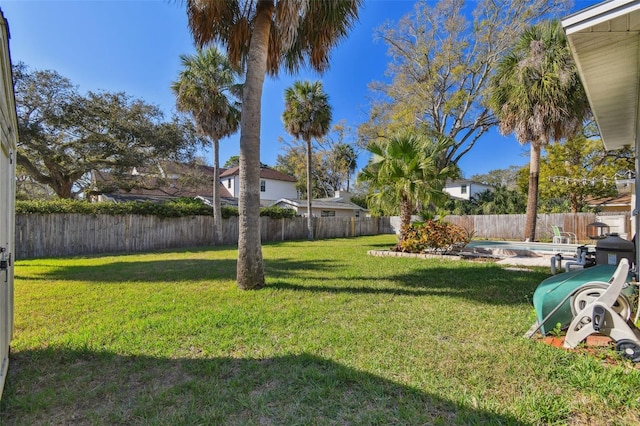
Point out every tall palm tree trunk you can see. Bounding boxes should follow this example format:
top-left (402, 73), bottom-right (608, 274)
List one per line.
top-left (212, 138), bottom-right (222, 244)
top-left (306, 137), bottom-right (314, 240)
top-left (524, 143), bottom-right (541, 241)
top-left (237, 0), bottom-right (273, 290)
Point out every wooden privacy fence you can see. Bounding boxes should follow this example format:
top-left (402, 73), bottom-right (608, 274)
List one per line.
top-left (443, 212), bottom-right (632, 242)
top-left (15, 214), bottom-right (393, 259)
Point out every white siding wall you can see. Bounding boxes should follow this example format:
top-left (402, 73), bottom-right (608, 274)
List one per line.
top-left (444, 183), bottom-right (493, 201)
top-left (0, 10), bottom-right (16, 400)
top-left (260, 179), bottom-right (297, 202)
top-left (222, 176), bottom-right (296, 202)
top-left (223, 176), bottom-right (238, 197)
top-left (444, 184), bottom-right (470, 200)
top-left (597, 214), bottom-right (630, 239)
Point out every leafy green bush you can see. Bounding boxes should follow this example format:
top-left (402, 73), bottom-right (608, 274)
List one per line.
top-left (221, 206), bottom-right (239, 218)
top-left (15, 199), bottom-right (295, 219)
top-left (398, 220), bottom-right (470, 254)
top-left (16, 198), bottom-right (209, 217)
top-left (259, 206), bottom-right (296, 219)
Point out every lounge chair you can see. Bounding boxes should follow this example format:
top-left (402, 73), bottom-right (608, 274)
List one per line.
top-left (552, 225), bottom-right (577, 244)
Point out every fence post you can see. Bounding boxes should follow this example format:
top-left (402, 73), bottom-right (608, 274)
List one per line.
top-left (125, 214), bottom-right (130, 252)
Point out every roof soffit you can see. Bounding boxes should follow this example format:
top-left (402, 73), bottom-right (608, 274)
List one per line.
top-left (563, 1), bottom-right (640, 151)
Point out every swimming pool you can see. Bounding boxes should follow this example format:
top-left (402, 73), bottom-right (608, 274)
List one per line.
top-left (464, 240), bottom-right (593, 258)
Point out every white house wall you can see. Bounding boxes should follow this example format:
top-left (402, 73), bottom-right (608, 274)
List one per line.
top-left (444, 183), bottom-right (492, 201)
top-left (444, 185), bottom-right (472, 200)
top-left (261, 179), bottom-right (297, 203)
top-left (223, 175), bottom-right (238, 197)
top-left (222, 176), bottom-right (296, 203)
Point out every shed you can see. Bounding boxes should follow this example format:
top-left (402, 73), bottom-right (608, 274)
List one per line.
top-left (0, 7), bottom-right (17, 400)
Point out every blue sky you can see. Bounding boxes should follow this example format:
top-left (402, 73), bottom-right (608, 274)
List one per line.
top-left (2, 0), bottom-right (600, 178)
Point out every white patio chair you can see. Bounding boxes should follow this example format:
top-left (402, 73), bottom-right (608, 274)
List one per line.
top-left (552, 225), bottom-right (577, 244)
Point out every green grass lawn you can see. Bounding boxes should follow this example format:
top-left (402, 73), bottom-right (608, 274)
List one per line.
top-left (1, 235), bottom-right (639, 425)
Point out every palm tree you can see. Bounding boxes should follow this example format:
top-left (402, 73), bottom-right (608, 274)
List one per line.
top-left (333, 143), bottom-right (357, 192)
top-left (358, 133), bottom-right (458, 247)
top-left (186, 0), bottom-right (362, 290)
top-left (171, 46), bottom-right (241, 244)
top-left (489, 20), bottom-right (590, 241)
top-left (282, 80), bottom-right (332, 240)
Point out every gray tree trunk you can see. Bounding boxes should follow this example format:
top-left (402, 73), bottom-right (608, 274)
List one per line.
top-left (524, 142), bottom-right (541, 242)
top-left (212, 138), bottom-right (222, 244)
top-left (306, 137), bottom-right (314, 240)
top-left (236, 0), bottom-right (272, 290)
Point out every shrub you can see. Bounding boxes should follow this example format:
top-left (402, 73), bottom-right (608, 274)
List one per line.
top-left (16, 199), bottom-right (296, 219)
top-left (259, 206), bottom-right (296, 219)
top-left (16, 198), bottom-right (211, 217)
top-left (221, 206), bottom-right (239, 218)
top-left (398, 220), bottom-right (470, 254)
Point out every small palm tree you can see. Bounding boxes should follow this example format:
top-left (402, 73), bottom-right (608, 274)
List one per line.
top-left (359, 133), bottom-right (458, 247)
top-left (489, 20), bottom-right (590, 241)
top-left (171, 46), bottom-right (242, 244)
top-left (282, 80), bottom-right (332, 240)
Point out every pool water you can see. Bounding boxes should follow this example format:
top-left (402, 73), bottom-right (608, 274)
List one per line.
top-left (464, 240), bottom-right (592, 257)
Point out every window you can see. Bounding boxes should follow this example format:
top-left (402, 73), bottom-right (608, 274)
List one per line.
top-left (460, 184), bottom-right (467, 194)
top-left (321, 210), bottom-right (335, 217)
top-left (260, 180), bottom-right (266, 192)
top-left (227, 178), bottom-right (232, 188)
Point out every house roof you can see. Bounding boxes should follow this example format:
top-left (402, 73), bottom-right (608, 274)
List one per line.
top-left (587, 193), bottom-right (632, 207)
top-left (220, 166), bottom-right (297, 182)
top-left (445, 179), bottom-right (493, 188)
top-left (273, 197), bottom-right (367, 211)
top-left (196, 196), bottom-right (238, 207)
top-left (134, 161), bottom-right (224, 178)
top-left (92, 168), bottom-right (233, 199)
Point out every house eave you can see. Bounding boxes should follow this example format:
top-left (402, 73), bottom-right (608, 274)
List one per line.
top-left (562, 0), bottom-right (640, 151)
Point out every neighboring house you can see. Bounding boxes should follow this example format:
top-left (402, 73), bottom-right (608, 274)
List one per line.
top-left (272, 191), bottom-right (368, 217)
top-left (587, 194), bottom-right (632, 214)
top-left (220, 166), bottom-right (297, 206)
top-left (444, 180), bottom-right (494, 201)
top-left (90, 161), bottom-right (235, 205)
top-left (587, 194), bottom-right (633, 239)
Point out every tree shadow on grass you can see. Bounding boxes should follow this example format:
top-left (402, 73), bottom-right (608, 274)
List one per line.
top-left (15, 258), bottom-right (239, 284)
top-left (16, 257), bottom-right (344, 284)
top-left (388, 263), bottom-right (550, 305)
top-left (16, 254), bottom-right (549, 306)
top-left (267, 262), bottom-right (549, 305)
top-left (0, 347), bottom-right (530, 425)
